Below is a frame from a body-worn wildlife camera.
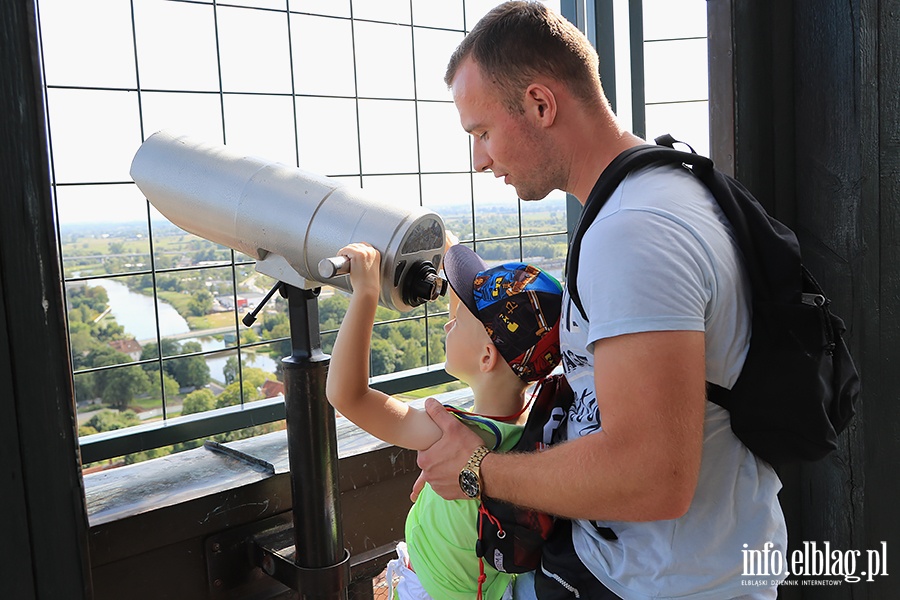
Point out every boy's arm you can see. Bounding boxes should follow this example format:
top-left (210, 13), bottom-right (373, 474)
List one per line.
top-left (326, 243), bottom-right (442, 451)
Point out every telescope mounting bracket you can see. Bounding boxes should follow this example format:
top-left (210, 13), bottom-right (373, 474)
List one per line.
top-left (255, 253), bottom-right (313, 290)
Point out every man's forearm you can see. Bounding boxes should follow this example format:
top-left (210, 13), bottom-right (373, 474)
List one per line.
top-left (417, 331), bottom-right (706, 517)
top-left (481, 330), bottom-right (705, 521)
top-left (480, 430), bottom-right (696, 522)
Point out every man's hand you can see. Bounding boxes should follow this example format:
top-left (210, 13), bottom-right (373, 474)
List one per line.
top-left (413, 397), bottom-right (484, 501)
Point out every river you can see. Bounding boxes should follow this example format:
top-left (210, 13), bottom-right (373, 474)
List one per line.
top-left (92, 278), bottom-right (277, 384)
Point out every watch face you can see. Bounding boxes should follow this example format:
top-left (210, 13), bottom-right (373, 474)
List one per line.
top-left (459, 469), bottom-right (480, 498)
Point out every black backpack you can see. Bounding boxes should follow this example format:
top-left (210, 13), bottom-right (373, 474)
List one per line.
top-left (567, 135), bottom-right (860, 467)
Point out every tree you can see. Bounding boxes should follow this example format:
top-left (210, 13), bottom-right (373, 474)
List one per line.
top-left (182, 388), bottom-right (216, 415)
top-left (375, 304), bottom-right (401, 324)
top-left (80, 410), bottom-right (140, 435)
top-left (428, 326), bottom-right (447, 364)
top-left (100, 366), bottom-right (151, 411)
top-left (189, 289), bottom-right (213, 316)
top-left (318, 295), bottom-right (349, 330)
top-left (141, 339), bottom-right (210, 389)
top-left (241, 366), bottom-right (273, 388)
top-left (160, 372), bottom-right (180, 400)
top-left (73, 372), bottom-right (96, 405)
top-left (88, 347), bottom-right (139, 409)
top-left (370, 338), bottom-right (400, 377)
top-left (68, 283), bottom-right (108, 314)
top-left (397, 337), bottom-right (425, 370)
top-left (135, 273), bottom-right (154, 289)
top-left (69, 321), bottom-right (98, 370)
top-left (93, 320), bottom-right (125, 342)
top-left (141, 339), bottom-right (181, 366)
top-left (241, 328), bottom-right (260, 344)
top-left (259, 313), bottom-right (292, 360)
top-left (222, 358), bottom-right (271, 389)
top-left (261, 313), bottom-right (290, 338)
top-left (216, 381), bottom-right (259, 408)
top-left (124, 446), bottom-right (171, 465)
top-left (170, 351), bottom-right (210, 389)
top-left (156, 274), bottom-right (179, 291)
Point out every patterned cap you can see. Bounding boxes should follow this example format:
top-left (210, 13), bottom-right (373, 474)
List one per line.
top-left (442, 245), bottom-right (563, 383)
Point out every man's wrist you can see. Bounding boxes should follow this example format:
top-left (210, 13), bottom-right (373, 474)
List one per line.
top-left (459, 445), bottom-right (490, 499)
top-left (478, 449), bottom-right (495, 498)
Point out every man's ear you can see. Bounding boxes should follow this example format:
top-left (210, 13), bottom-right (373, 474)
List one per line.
top-left (524, 83), bottom-right (557, 128)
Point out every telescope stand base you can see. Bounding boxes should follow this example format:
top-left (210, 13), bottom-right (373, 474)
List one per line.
top-left (205, 513), bottom-right (351, 600)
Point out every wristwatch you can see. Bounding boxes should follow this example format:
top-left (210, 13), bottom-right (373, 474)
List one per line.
top-left (459, 445), bottom-right (491, 499)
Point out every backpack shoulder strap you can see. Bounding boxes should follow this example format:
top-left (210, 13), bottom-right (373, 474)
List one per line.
top-left (567, 134), bottom-right (803, 322)
top-left (567, 138), bottom-right (709, 321)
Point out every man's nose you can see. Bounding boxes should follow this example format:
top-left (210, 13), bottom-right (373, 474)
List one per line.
top-left (472, 140), bottom-right (492, 173)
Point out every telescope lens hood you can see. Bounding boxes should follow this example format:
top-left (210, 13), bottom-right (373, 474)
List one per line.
top-left (402, 260), bottom-right (448, 307)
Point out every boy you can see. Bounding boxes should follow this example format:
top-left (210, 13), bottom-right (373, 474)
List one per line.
top-left (326, 241), bottom-right (563, 600)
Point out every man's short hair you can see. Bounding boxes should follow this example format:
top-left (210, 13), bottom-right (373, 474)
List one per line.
top-left (445, 1), bottom-right (603, 113)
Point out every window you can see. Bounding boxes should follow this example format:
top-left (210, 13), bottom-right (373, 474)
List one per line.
top-left (614, 0), bottom-right (709, 155)
top-left (38, 0), bottom-right (570, 467)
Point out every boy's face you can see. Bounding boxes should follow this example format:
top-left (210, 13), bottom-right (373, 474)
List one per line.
top-left (443, 300), bottom-right (493, 381)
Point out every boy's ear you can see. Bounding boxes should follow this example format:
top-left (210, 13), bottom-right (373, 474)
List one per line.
top-left (481, 342), bottom-right (502, 374)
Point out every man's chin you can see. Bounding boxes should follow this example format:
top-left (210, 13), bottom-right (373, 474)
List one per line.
top-left (515, 188), bottom-right (553, 201)
top-left (510, 178), bottom-right (560, 200)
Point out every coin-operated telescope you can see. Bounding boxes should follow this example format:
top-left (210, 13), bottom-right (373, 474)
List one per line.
top-left (130, 130), bottom-right (447, 312)
top-left (131, 131), bottom-right (450, 599)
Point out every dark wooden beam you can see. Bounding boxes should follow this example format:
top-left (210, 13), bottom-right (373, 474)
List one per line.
top-left (710, 1), bottom-right (900, 598)
top-left (0, 1), bottom-right (92, 597)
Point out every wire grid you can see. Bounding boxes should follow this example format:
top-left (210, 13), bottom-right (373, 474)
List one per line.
top-left (43, 0), bottom-right (462, 412)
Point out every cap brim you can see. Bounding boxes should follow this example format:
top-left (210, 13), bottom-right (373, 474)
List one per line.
top-left (442, 245), bottom-right (488, 319)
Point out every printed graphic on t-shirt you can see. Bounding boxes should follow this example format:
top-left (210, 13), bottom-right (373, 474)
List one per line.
top-left (560, 295), bottom-right (601, 438)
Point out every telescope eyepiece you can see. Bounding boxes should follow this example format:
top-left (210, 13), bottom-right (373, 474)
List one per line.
top-left (403, 260), bottom-right (447, 308)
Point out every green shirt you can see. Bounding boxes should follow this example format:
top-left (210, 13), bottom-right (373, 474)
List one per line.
top-left (404, 413), bottom-right (523, 600)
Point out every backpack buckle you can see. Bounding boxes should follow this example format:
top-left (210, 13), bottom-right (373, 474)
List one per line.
top-left (801, 293), bottom-right (827, 307)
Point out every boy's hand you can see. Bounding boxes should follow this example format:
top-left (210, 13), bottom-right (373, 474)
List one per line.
top-left (338, 243), bottom-right (381, 299)
top-left (441, 231), bottom-right (461, 319)
top-left (444, 230), bottom-right (460, 254)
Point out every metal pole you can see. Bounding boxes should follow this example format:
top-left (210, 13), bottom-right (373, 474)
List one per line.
top-left (628, 0), bottom-right (646, 140)
top-left (282, 284), bottom-right (347, 598)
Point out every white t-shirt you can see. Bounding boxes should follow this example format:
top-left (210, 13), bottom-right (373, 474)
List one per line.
top-left (561, 163), bottom-right (787, 599)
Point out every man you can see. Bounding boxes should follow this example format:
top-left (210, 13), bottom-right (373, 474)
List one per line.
top-left (414, 2), bottom-right (787, 599)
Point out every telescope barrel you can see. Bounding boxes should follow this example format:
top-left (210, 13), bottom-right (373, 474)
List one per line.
top-left (130, 130), bottom-right (446, 312)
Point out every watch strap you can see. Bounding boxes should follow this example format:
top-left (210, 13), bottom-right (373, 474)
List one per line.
top-left (460, 445), bottom-right (490, 499)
